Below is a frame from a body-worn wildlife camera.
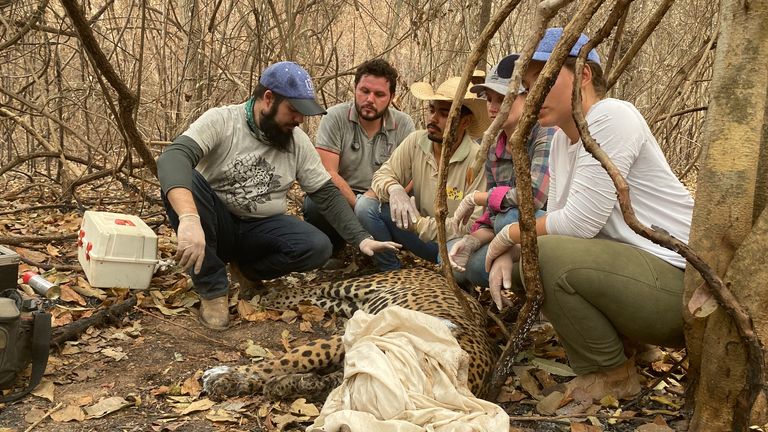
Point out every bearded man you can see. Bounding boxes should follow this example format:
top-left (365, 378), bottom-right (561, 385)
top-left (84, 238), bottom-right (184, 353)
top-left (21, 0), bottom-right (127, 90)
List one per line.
top-left (157, 62), bottom-right (399, 330)
top-left (302, 59), bottom-right (415, 263)
top-left (355, 77), bottom-right (489, 271)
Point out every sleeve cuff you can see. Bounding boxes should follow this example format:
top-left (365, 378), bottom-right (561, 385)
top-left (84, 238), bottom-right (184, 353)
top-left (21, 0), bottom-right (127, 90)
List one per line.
top-left (487, 186), bottom-right (511, 212)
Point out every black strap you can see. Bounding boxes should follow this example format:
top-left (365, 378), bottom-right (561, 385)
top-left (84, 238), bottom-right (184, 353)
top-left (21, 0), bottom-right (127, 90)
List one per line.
top-left (0, 312), bottom-right (52, 403)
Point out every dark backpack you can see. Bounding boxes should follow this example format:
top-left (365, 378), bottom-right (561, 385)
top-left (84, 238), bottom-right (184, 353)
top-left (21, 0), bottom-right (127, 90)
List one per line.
top-left (0, 290), bottom-right (51, 403)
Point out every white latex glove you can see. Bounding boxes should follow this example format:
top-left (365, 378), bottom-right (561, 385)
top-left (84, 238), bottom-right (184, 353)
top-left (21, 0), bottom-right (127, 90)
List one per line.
top-left (176, 213), bottom-right (205, 274)
top-left (359, 237), bottom-right (402, 256)
top-left (387, 184), bottom-right (420, 230)
top-left (488, 246), bottom-right (520, 311)
top-left (448, 235), bottom-right (483, 272)
top-left (485, 224), bottom-right (517, 272)
top-left (451, 191), bottom-right (478, 233)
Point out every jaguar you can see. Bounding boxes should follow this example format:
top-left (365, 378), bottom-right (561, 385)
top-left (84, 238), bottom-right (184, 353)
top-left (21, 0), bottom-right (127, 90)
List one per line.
top-left (202, 267), bottom-right (498, 401)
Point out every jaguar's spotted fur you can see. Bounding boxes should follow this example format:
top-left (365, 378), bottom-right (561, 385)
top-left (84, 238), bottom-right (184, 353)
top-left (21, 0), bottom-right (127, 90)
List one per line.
top-left (202, 268), bottom-right (497, 400)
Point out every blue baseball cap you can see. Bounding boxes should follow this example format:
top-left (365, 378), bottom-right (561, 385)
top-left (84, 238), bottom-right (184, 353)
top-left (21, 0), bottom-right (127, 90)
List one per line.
top-left (259, 62), bottom-right (326, 116)
top-left (498, 28), bottom-right (600, 78)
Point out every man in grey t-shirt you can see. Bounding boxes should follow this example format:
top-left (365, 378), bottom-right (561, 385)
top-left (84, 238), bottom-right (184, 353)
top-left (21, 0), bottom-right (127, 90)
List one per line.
top-left (303, 59), bottom-right (415, 261)
top-left (158, 62), bottom-right (399, 331)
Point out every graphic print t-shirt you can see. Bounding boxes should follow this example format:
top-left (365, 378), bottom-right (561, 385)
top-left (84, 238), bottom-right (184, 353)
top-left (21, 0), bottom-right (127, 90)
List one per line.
top-left (183, 103), bottom-right (330, 218)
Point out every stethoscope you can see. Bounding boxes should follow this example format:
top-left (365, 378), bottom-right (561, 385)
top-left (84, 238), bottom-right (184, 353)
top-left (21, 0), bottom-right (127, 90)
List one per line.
top-left (350, 131), bottom-right (394, 166)
top-left (351, 133), bottom-right (361, 151)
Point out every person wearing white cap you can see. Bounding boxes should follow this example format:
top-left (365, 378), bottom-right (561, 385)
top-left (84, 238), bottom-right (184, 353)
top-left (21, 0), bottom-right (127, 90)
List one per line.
top-left (355, 77), bottom-right (489, 271)
top-left (484, 28), bottom-right (694, 401)
top-left (447, 54), bottom-right (556, 291)
top-left (157, 61), bottom-right (400, 331)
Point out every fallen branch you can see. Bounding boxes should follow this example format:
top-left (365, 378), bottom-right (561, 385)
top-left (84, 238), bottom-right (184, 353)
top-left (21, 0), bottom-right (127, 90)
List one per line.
top-left (509, 412), bottom-right (647, 423)
top-left (0, 203), bottom-right (79, 216)
top-left (0, 233), bottom-right (78, 246)
top-left (51, 296), bottom-right (138, 348)
top-left (23, 402), bottom-right (63, 432)
top-left (135, 307), bottom-right (238, 350)
top-left (19, 256), bottom-right (81, 272)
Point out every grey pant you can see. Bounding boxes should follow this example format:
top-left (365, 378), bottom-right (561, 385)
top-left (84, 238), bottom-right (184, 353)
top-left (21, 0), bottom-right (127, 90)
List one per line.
top-left (512, 235), bottom-right (685, 374)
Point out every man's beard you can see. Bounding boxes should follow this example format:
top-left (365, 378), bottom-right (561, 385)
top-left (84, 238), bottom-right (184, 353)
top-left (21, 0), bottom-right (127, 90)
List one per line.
top-left (426, 123), bottom-right (443, 143)
top-left (259, 105), bottom-right (294, 151)
top-left (355, 101), bottom-right (387, 122)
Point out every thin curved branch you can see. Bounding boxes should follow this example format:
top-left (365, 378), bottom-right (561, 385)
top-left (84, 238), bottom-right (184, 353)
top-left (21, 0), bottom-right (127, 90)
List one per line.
top-left (0, 151), bottom-right (95, 177)
top-left (605, 0), bottom-right (675, 90)
top-left (0, 87), bottom-right (112, 160)
top-left (651, 105), bottom-right (708, 124)
top-left (426, 0), bottom-right (538, 398)
top-left (1, 101), bottom-right (75, 188)
top-left (647, 34), bottom-right (715, 125)
top-left (602, 5), bottom-right (629, 77)
top-left (0, 106), bottom-right (57, 152)
top-left (485, 0), bottom-right (631, 401)
top-left (0, 0), bottom-right (49, 52)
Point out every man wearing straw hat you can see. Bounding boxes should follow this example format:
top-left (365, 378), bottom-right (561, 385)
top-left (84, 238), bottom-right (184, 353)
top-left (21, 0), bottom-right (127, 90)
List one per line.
top-left (355, 76), bottom-right (489, 271)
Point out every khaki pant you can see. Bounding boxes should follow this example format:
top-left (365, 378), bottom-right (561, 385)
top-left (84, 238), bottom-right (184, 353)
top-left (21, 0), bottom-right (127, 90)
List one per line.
top-left (512, 235), bottom-right (685, 374)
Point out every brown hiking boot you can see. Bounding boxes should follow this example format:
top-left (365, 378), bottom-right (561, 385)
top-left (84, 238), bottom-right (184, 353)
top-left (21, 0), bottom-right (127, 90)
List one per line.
top-left (229, 262), bottom-right (266, 299)
top-left (623, 339), bottom-right (666, 366)
top-left (564, 358), bottom-right (643, 401)
top-left (198, 296), bottom-right (230, 331)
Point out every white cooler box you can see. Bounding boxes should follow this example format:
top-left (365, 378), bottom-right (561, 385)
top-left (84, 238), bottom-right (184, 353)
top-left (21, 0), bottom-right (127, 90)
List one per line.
top-left (77, 211), bottom-right (158, 289)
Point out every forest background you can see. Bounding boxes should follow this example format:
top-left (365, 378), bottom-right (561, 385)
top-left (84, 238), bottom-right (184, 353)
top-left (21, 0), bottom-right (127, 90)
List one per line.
top-left (0, 0), bottom-right (712, 192)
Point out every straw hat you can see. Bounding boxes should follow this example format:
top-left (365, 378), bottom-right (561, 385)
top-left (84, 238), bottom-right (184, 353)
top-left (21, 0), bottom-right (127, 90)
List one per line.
top-left (410, 77), bottom-right (491, 139)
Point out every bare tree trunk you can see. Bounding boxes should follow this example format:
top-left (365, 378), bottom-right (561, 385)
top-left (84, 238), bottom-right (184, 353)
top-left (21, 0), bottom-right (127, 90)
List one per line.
top-left (477, 0), bottom-right (492, 70)
top-left (60, 0), bottom-right (157, 177)
top-left (177, 0), bottom-right (205, 126)
top-left (683, 0), bottom-right (768, 429)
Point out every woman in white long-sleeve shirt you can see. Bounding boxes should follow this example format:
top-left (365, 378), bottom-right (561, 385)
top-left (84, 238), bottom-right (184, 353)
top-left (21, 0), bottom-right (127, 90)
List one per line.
top-left (484, 28), bottom-right (694, 401)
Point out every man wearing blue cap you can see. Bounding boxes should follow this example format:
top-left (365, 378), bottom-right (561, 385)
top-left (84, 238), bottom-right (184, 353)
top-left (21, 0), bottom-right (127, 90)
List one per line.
top-left (483, 28), bottom-right (693, 401)
top-left (157, 61), bottom-right (400, 331)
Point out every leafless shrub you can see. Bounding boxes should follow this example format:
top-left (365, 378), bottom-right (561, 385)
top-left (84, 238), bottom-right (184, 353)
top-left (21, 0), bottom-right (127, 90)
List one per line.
top-left (0, 0), bottom-right (715, 203)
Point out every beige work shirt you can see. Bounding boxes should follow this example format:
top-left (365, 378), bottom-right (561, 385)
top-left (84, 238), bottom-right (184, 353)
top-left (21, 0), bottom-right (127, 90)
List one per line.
top-left (371, 130), bottom-right (486, 241)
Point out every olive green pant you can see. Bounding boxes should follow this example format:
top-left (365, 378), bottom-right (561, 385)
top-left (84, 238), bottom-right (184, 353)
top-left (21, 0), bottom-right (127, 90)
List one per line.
top-left (512, 235), bottom-right (685, 374)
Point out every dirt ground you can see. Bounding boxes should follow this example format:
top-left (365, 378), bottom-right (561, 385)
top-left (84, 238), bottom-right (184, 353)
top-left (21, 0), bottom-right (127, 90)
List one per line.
top-left (0, 268), bottom-right (344, 432)
top-left (0, 197), bottom-right (689, 431)
top-left (0, 260), bottom-right (690, 432)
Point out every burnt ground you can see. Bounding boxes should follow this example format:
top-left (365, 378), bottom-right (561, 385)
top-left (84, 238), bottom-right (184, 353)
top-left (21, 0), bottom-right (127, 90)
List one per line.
top-left (0, 256), bottom-right (690, 432)
top-left (0, 194), bottom-right (689, 431)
